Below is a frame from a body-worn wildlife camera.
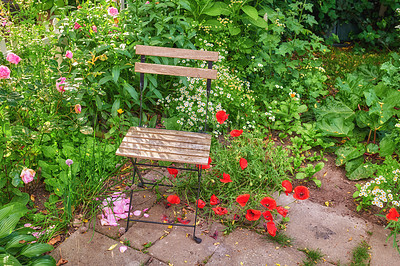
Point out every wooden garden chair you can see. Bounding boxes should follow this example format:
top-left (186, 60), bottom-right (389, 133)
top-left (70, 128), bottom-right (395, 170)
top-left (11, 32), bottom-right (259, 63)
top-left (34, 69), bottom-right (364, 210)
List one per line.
top-left (116, 45), bottom-right (219, 243)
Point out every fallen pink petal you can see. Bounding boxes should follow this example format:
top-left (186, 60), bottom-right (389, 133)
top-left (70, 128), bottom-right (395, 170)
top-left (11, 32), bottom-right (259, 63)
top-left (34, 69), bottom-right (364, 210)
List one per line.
top-left (119, 245), bottom-right (128, 253)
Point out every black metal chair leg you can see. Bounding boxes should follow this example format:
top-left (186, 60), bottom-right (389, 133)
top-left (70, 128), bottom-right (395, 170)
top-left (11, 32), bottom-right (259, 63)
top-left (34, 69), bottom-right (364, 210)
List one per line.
top-left (126, 158), bottom-right (138, 232)
top-left (192, 167), bottom-right (202, 244)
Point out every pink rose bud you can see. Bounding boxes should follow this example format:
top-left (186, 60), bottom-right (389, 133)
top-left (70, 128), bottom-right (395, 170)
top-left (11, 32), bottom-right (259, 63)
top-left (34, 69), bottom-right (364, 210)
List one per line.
top-left (74, 104), bottom-right (82, 114)
top-left (74, 22), bottom-right (81, 30)
top-left (92, 25), bottom-right (97, 33)
top-left (20, 168), bottom-right (36, 184)
top-left (65, 50), bottom-right (73, 59)
top-left (6, 52), bottom-right (21, 64)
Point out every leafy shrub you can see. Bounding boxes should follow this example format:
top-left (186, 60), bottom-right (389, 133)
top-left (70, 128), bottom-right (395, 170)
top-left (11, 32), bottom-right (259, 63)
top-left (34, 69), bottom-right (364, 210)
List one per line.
top-left (0, 202), bottom-right (56, 265)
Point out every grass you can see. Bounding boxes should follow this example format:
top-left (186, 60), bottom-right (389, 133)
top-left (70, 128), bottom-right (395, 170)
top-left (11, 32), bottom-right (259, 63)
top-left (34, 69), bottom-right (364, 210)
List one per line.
top-left (350, 241), bottom-right (371, 266)
top-left (299, 248), bottom-right (324, 266)
top-left (266, 231), bottom-right (293, 247)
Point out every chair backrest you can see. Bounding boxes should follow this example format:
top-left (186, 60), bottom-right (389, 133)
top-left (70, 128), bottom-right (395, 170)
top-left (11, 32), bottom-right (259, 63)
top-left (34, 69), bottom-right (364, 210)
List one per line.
top-left (134, 45), bottom-right (219, 131)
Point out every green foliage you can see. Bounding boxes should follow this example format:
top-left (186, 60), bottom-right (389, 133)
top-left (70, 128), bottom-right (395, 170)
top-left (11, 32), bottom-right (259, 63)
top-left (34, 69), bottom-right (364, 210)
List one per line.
top-left (350, 241), bottom-right (370, 266)
top-left (299, 247), bottom-right (324, 266)
top-left (0, 202), bottom-right (55, 265)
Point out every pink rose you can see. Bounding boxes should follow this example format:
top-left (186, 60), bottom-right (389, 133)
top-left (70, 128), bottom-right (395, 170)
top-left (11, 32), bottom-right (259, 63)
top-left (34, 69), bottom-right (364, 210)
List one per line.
top-left (65, 50), bottom-right (73, 59)
top-left (56, 77), bottom-right (66, 92)
top-left (92, 25), bottom-right (97, 33)
top-left (108, 7), bottom-right (118, 16)
top-left (0, 65), bottom-right (11, 79)
top-left (74, 22), bottom-right (81, 30)
top-left (145, 1), bottom-right (150, 3)
top-left (6, 53), bottom-right (21, 64)
top-left (21, 168), bottom-right (35, 184)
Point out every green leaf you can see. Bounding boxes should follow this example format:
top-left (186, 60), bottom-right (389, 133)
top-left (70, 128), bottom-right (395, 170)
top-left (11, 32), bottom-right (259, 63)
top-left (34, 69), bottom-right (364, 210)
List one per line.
top-left (248, 17), bottom-right (268, 28)
top-left (379, 134), bottom-right (396, 157)
top-left (0, 213), bottom-right (22, 238)
top-left (296, 173), bottom-right (306, 179)
top-left (241, 5), bottom-right (258, 21)
top-left (347, 163), bottom-right (376, 181)
top-left (228, 24), bottom-right (241, 35)
top-left (29, 255), bottom-right (57, 266)
top-left (123, 83), bottom-right (138, 101)
top-left (95, 95), bottom-right (103, 111)
top-left (335, 146), bottom-right (364, 166)
top-left (204, 2), bottom-right (230, 16)
top-left (112, 66), bottom-right (120, 84)
top-left (20, 243), bottom-right (54, 258)
top-left (98, 76), bottom-right (112, 85)
top-left (313, 179), bottom-right (322, 188)
top-left (114, 48), bottom-right (132, 58)
top-left (111, 99), bottom-right (120, 118)
top-left (41, 146), bottom-right (56, 158)
top-left (314, 162), bottom-right (325, 172)
top-left (366, 143), bottom-right (379, 154)
top-left (317, 116), bottom-right (354, 137)
top-left (6, 235), bottom-right (37, 250)
top-left (149, 115), bottom-right (157, 128)
top-left (95, 44), bottom-right (111, 53)
top-left (0, 253), bottom-right (22, 266)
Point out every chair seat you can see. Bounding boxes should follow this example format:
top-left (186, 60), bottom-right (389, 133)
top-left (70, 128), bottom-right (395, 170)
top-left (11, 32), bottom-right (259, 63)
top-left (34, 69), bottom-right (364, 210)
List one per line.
top-left (116, 127), bottom-right (211, 165)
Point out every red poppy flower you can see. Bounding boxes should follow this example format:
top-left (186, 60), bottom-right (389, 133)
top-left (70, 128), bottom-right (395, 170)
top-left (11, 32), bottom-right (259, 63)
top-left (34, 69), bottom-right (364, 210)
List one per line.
top-left (282, 180), bottom-right (293, 196)
top-left (262, 210), bottom-right (273, 221)
top-left (293, 186), bottom-right (310, 200)
top-left (167, 195), bottom-right (180, 204)
top-left (276, 206), bottom-right (288, 217)
top-left (220, 173), bottom-right (232, 183)
top-left (198, 157), bottom-right (212, 170)
top-left (266, 221), bottom-right (277, 237)
top-left (216, 110), bottom-right (229, 124)
top-left (260, 197), bottom-right (277, 210)
top-left (167, 168), bottom-right (178, 178)
top-left (236, 194), bottom-right (250, 207)
top-left (197, 199), bottom-right (206, 209)
top-left (230, 129), bottom-right (243, 137)
top-left (212, 206), bottom-right (228, 216)
top-left (245, 209), bottom-right (261, 221)
top-left (210, 194), bottom-right (220, 205)
top-left (386, 208), bottom-right (400, 221)
top-left (177, 217), bottom-right (190, 224)
top-left (239, 158), bottom-right (247, 170)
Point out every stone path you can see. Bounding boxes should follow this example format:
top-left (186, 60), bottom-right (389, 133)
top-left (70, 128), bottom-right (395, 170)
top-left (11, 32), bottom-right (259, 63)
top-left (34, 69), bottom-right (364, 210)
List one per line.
top-left (51, 172), bottom-right (400, 266)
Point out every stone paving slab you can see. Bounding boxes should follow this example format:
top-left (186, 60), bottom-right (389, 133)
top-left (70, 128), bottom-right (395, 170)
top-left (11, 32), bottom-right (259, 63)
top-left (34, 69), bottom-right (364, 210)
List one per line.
top-left (206, 228), bottom-right (307, 266)
top-left (120, 203), bottom-right (176, 250)
top-left (277, 194), bottom-right (372, 264)
top-left (369, 223), bottom-right (400, 265)
top-left (147, 224), bottom-right (220, 266)
top-left (51, 229), bottom-right (150, 266)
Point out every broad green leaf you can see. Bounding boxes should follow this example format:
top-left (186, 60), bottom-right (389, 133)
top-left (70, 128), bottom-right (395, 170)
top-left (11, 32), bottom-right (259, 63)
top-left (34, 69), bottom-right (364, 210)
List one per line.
top-left (98, 76), bottom-right (112, 85)
top-left (347, 163), bottom-right (376, 181)
top-left (345, 157), bottom-right (364, 174)
top-left (0, 253), bottom-right (22, 266)
top-left (317, 117), bottom-right (354, 137)
top-left (204, 2), bottom-right (230, 16)
top-left (315, 97), bottom-right (354, 121)
top-left (314, 162), bottom-right (325, 172)
top-left (149, 115), bottom-right (157, 128)
top-left (20, 243), bottom-right (54, 258)
top-left (248, 17), bottom-right (268, 28)
top-left (0, 213), bottom-right (22, 239)
top-left (29, 255), bottom-right (57, 266)
top-left (297, 105), bottom-right (308, 113)
top-left (11, 171), bottom-right (21, 187)
top-left (242, 5), bottom-right (258, 21)
top-left (123, 83), bottom-right (138, 101)
top-left (6, 235), bottom-right (37, 250)
top-left (366, 143), bottom-right (379, 154)
top-left (114, 48), bottom-right (132, 58)
top-left (228, 24), bottom-right (241, 35)
top-left (41, 146), bottom-right (56, 158)
top-left (335, 146), bottom-right (364, 166)
top-left (379, 134), bottom-right (396, 157)
top-left (313, 179), bottom-right (322, 188)
top-left (95, 95), bottom-right (103, 110)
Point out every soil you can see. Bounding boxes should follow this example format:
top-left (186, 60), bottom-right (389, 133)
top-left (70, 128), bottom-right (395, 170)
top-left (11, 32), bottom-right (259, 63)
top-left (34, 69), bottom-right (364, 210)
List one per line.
top-left (298, 153), bottom-right (387, 226)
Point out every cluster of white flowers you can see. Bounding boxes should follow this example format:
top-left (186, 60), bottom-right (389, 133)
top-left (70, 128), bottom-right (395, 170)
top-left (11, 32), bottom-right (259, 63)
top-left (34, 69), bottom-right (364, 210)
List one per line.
top-left (265, 106), bottom-right (275, 122)
top-left (359, 171), bottom-right (400, 208)
top-left (274, 19), bottom-right (285, 27)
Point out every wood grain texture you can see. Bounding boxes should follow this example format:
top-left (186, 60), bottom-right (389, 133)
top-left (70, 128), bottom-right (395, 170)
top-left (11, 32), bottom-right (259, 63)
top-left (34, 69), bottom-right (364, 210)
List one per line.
top-left (116, 127), bottom-right (211, 165)
top-left (135, 62), bottom-right (217, 79)
top-left (136, 45), bottom-right (219, 61)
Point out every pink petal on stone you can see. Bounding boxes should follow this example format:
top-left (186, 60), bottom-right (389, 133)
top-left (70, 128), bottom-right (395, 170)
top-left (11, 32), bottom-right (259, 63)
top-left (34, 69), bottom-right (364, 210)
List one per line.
top-left (133, 210), bottom-right (141, 216)
top-left (143, 208), bottom-right (149, 212)
top-left (144, 213), bottom-right (149, 218)
top-left (119, 246), bottom-right (128, 253)
top-left (115, 213), bottom-right (128, 219)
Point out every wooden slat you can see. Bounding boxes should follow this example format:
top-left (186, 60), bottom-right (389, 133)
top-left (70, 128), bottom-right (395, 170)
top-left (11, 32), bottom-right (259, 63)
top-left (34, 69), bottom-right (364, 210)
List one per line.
top-left (116, 147), bottom-right (210, 165)
top-left (116, 127), bottom-right (211, 165)
top-left (135, 62), bottom-right (217, 80)
top-left (136, 45), bottom-right (219, 62)
top-left (121, 137), bottom-right (210, 151)
top-left (125, 127), bottom-right (211, 145)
